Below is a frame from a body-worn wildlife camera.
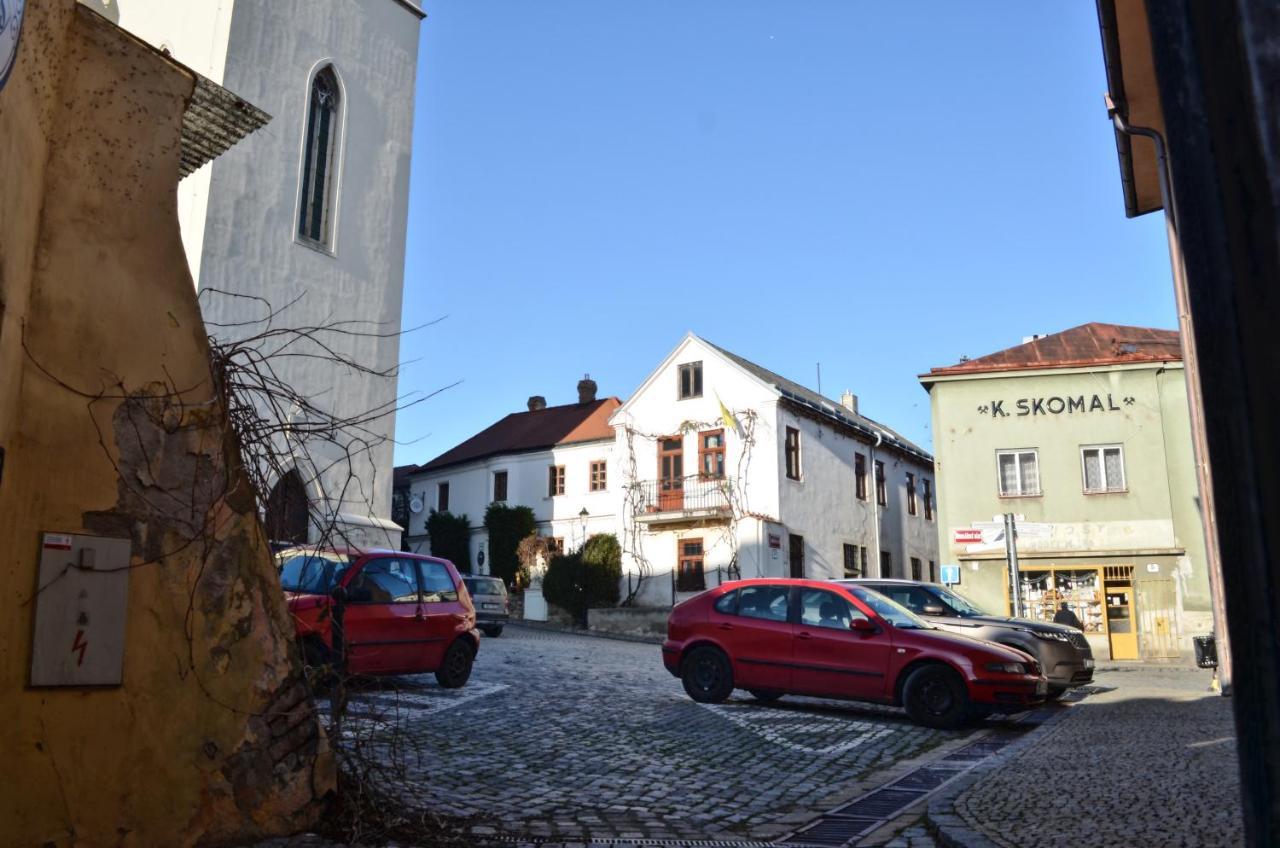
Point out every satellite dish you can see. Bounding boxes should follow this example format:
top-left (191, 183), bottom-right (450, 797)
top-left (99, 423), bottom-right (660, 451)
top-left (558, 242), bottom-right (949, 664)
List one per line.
top-left (409, 496), bottom-right (424, 514)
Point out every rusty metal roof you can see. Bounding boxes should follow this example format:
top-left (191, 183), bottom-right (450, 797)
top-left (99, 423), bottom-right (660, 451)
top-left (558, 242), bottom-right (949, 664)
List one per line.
top-left (180, 75), bottom-right (270, 179)
top-left (925, 322), bottom-right (1182, 377)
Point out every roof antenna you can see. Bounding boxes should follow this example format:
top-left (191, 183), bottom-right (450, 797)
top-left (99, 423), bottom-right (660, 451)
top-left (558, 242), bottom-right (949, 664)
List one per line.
top-left (816, 362), bottom-right (822, 395)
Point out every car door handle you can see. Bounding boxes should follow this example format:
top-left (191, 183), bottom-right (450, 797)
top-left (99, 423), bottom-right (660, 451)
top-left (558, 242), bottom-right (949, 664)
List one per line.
top-left (718, 623), bottom-right (734, 631)
top-left (797, 631), bottom-right (813, 640)
top-left (415, 609), bottom-right (426, 621)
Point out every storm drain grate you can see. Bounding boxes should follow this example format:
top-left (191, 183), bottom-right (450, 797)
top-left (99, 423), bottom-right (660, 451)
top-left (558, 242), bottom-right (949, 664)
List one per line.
top-left (890, 765), bottom-right (960, 792)
top-left (830, 787), bottom-right (926, 819)
top-left (779, 817), bottom-right (881, 846)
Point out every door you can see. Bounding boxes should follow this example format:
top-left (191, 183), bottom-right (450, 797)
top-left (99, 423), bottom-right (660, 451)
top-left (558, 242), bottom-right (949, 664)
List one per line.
top-left (676, 538), bottom-right (706, 592)
top-left (416, 559), bottom-right (466, 669)
top-left (719, 583), bottom-right (794, 690)
top-left (1105, 586), bottom-right (1139, 660)
top-left (792, 588), bottom-right (891, 699)
top-left (341, 557), bottom-right (426, 674)
top-left (788, 534), bottom-right (805, 578)
top-left (658, 436), bottom-right (684, 510)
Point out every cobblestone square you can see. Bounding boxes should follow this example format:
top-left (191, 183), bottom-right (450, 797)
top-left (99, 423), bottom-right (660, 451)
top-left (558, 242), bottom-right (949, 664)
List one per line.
top-left (333, 626), bottom-right (995, 844)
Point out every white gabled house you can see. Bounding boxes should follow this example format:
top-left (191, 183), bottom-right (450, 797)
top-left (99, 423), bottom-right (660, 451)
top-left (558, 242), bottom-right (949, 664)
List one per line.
top-left (611, 334), bottom-right (939, 606)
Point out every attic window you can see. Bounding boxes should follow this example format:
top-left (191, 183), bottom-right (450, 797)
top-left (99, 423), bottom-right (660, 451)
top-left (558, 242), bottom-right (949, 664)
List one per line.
top-left (678, 361), bottom-right (703, 400)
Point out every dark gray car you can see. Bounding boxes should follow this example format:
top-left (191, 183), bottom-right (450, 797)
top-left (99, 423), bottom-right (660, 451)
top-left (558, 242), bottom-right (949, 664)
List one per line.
top-left (839, 578), bottom-right (1094, 699)
top-left (463, 576), bottom-right (509, 637)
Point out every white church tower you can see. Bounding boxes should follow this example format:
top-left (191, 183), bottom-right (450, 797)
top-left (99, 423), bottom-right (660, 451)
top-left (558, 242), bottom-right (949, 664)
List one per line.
top-left (91, 0), bottom-right (424, 547)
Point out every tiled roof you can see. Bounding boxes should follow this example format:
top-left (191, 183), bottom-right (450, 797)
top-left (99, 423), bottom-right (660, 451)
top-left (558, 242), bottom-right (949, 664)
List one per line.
top-left (419, 398), bottom-right (622, 473)
top-left (393, 464), bottom-right (420, 488)
top-left (703, 340), bottom-right (933, 463)
top-left (927, 323), bottom-right (1182, 376)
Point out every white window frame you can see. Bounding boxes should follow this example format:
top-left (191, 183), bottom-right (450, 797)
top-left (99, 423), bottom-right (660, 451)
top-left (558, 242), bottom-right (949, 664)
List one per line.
top-left (996, 449), bottom-right (1041, 497)
top-left (1080, 444), bottom-right (1127, 493)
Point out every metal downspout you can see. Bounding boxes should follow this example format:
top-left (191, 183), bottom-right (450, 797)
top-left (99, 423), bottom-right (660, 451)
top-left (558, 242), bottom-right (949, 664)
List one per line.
top-left (1107, 96), bottom-right (1231, 691)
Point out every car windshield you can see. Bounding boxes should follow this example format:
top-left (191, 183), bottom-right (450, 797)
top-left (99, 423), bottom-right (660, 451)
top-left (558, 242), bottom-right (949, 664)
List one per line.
top-left (848, 585), bottom-right (931, 629)
top-left (464, 577), bottom-right (506, 597)
top-left (930, 585), bottom-right (989, 617)
top-left (278, 552), bottom-right (352, 594)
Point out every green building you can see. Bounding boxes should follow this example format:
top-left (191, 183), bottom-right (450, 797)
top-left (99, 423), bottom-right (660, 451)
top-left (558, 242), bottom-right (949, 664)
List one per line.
top-left (920, 323), bottom-right (1211, 662)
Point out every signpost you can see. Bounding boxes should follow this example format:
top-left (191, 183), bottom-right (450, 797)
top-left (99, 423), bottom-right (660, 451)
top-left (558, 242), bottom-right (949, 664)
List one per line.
top-left (940, 564), bottom-right (961, 585)
top-left (1003, 513), bottom-right (1022, 618)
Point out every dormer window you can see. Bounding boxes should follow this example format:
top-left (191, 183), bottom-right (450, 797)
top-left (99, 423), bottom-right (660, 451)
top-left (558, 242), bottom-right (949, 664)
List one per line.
top-left (298, 66), bottom-right (341, 248)
top-left (678, 361), bottom-right (703, 399)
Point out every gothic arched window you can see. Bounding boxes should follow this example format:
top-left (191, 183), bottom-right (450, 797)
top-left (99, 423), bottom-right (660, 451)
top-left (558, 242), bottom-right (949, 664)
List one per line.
top-left (298, 66), bottom-right (341, 246)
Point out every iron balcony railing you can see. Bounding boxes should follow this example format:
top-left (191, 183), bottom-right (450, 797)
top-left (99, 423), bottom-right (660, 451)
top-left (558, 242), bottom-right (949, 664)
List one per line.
top-left (630, 475), bottom-right (737, 516)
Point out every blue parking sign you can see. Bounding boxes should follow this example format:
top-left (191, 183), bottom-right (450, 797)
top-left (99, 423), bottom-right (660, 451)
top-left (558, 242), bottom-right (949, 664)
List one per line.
top-left (940, 564), bottom-right (961, 585)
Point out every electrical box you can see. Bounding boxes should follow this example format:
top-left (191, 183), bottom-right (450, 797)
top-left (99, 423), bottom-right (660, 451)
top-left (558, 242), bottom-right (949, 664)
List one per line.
top-left (29, 532), bottom-right (132, 687)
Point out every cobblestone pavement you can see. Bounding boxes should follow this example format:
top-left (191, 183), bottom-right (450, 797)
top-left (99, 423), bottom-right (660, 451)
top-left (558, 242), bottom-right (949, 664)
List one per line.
top-left (928, 667), bottom-right (1242, 848)
top-left (302, 625), bottom-right (1022, 845)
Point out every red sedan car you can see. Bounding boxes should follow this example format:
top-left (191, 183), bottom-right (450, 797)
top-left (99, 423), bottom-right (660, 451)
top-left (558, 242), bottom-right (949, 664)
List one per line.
top-left (662, 578), bottom-right (1046, 728)
top-left (278, 547), bottom-right (480, 687)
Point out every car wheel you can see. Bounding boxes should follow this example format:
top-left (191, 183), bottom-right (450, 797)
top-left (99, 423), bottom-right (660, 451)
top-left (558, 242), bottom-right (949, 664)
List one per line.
top-left (1045, 686), bottom-right (1068, 702)
top-left (483, 626), bottom-right (504, 638)
top-left (748, 690), bottom-right (783, 703)
top-left (435, 639), bottom-right (474, 689)
top-left (902, 664), bottom-right (970, 729)
top-left (681, 646), bottom-right (734, 703)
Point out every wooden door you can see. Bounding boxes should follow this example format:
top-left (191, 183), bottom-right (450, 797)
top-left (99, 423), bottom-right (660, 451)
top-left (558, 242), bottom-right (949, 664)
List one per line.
top-left (658, 436), bottom-right (684, 510)
top-left (1105, 586), bottom-right (1139, 660)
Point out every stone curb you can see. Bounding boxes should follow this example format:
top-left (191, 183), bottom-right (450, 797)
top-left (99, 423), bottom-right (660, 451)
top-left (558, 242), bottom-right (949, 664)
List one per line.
top-left (924, 709), bottom-right (1077, 848)
top-left (508, 620), bottom-right (664, 646)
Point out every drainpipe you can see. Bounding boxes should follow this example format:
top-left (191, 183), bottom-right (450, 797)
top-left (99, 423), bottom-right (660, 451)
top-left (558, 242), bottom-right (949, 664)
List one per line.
top-left (1108, 96), bottom-right (1230, 692)
top-left (870, 430), bottom-right (884, 577)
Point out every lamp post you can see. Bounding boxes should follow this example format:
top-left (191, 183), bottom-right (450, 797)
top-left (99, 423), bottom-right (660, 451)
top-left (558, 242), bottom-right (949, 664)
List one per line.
top-left (578, 507), bottom-right (589, 550)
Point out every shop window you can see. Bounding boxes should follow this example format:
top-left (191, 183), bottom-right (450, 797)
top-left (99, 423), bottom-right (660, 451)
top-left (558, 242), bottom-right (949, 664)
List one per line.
top-left (678, 361), bottom-right (703, 399)
top-left (548, 464), bottom-right (565, 496)
top-left (1019, 568), bottom-right (1104, 633)
top-left (855, 453), bottom-right (867, 500)
top-left (997, 449), bottom-right (1041, 497)
top-left (1082, 445), bottom-right (1126, 493)
top-left (699, 429), bottom-right (726, 479)
top-left (677, 538), bottom-right (705, 592)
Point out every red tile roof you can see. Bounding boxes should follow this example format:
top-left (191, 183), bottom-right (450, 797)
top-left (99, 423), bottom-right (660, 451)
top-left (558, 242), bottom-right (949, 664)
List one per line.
top-left (927, 323), bottom-right (1182, 376)
top-left (420, 397), bottom-right (622, 472)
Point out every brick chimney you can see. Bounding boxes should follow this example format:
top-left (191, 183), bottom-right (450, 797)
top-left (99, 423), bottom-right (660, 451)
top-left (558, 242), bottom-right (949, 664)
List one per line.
top-left (577, 374), bottom-right (597, 404)
top-left (527, 396), bottom-right (547, 411)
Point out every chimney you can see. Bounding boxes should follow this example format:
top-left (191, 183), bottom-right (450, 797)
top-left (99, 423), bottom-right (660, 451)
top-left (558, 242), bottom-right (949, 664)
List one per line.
top-left (577, 374), bottom-right (597, 404)
top-left (840, 390), bottom-right (858, 414)
top-left (527, 396), bottom-right (547, 412)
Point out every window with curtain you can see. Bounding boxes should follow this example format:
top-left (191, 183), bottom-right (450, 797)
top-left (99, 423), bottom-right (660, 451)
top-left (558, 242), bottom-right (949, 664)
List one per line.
top-left (298, 66), bottom-right (340, 246)
top-left (1081, 445), bottom-right (1126, 493)
top-left (997, 449), bottom-right (1041, 496)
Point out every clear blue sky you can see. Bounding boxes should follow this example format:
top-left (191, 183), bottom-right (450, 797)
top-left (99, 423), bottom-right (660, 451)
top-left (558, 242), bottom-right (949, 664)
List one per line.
top-left (393, 1), bottom-right (1175, 466)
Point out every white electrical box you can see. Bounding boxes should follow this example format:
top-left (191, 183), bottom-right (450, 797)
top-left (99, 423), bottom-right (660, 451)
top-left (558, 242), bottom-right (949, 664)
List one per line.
top-left (29, 532), bottom-right (132, 687)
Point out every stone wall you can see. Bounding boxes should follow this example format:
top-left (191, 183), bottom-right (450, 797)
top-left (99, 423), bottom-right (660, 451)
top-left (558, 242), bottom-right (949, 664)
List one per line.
top-left (587, 607), bottom-right (670, 641)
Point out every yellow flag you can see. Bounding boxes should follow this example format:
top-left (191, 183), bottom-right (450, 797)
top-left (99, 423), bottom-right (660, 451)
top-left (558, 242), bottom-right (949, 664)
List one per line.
top-left (717, 393), bottom-right (740, 435)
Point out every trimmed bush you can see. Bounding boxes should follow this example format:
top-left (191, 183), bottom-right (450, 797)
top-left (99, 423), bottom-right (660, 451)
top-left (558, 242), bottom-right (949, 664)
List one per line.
top-left (425, 510), bottom-right (471, 572)
top-left (484, 502), bottom-right (536, 587)
top-left (543, 533), bottom-right (622, 625)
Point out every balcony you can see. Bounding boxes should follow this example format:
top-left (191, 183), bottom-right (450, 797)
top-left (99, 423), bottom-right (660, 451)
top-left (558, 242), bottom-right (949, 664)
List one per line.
top-left (629, 475), bottom-right (736, 525)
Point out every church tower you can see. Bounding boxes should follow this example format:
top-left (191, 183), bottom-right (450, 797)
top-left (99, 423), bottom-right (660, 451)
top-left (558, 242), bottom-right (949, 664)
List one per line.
top-left (99, 0), bottom-right (424, 546)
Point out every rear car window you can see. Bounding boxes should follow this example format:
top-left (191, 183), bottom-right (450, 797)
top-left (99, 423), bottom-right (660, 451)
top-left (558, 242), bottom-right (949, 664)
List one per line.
top-left (736, 585), bottom-right (790, 622)
top-left (713, 589), bottom-right (738, 614)
top-left (278, 553), bottom-right (351, 594)
top-left (421, 561), bottom-right (459, 603)
top-left (464, 577), bottom-right (507, 597)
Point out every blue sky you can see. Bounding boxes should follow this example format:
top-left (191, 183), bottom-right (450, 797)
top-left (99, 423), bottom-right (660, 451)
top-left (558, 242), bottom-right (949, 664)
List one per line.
top-left (393, 1), bottom-right (1175, 465)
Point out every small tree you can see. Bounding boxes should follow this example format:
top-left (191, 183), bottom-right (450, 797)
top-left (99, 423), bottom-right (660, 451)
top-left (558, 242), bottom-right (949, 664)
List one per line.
top-left (543, 533), bottom-right (622, 625)
top-left (425, 510), bottom-right (471, 572)
top-left (484, 502), bottom-right (536, 587)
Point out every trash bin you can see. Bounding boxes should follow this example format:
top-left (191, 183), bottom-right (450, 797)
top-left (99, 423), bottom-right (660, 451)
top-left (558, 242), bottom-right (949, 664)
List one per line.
top-left (1194, 634), bottom-right (1218, 669)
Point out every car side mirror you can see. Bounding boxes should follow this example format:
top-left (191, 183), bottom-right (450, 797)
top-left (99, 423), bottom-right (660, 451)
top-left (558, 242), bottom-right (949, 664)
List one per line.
top-left (330, 586), bottom-right (349, 604)
top-left (921, 604), bottom-right (946, 616)
top-left (850, 618), bottom-right (877, 633)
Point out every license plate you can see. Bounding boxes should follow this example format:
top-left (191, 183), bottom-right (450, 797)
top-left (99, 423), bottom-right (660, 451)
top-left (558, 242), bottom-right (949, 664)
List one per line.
top-left (1036, 679), bottom-right (1048, 695)
top-left (1083, 658), bottom-right (1095, 669)
top-left (481, 602), bottom-right (501, 610)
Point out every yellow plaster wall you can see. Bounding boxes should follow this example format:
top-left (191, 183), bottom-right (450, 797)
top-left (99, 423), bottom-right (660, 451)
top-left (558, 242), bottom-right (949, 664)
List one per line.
top-left (0, 3), bottom-right (333, 846)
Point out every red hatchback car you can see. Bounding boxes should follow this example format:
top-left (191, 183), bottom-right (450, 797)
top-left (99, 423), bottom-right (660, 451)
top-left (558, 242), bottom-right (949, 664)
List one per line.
top-left (663, 579), bottom-right (1047, 728)
top-left (279, 547), bottom-right (480, 687)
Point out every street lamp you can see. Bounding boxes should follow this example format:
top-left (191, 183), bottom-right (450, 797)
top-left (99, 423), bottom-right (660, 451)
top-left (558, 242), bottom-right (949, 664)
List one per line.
top-left (578, 507), bottom-right (589, 549)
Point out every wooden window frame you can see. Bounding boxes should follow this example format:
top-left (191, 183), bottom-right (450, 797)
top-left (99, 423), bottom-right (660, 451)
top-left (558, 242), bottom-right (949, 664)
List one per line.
top-left (548, 464), bottom-right (565, 497)
top-left (437, 481), bottom-right (450, 512)
top-left (910, 556), bottom-right (922, 581)
top-left (923, 478), bottom-right (933, 520)
top-left (906, 472), bottom-right (918, 516)
top-left (677, 537), bottom-right (706, 592)
top-left (698, 429), bottom-right (726, 479)
top-left (678, 361), bottom-right (704, 400)
top-left (785, 427), bottom-right (802, 481)
top-left (493, 470), bottom-right (508, 502)
top-left (590, 460), bottom-right (608, 492)
top-left (855, 453), bottom-right (867, 500)
top-left (875, 460), bottom-right (887, 506)
top-left (843, 543), bottom-right (861, 578)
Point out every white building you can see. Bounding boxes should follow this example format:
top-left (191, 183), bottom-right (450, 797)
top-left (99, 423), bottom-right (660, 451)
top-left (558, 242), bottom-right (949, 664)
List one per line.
top-left (94, 0), bottom-right (423, 547)
top-left (612, 335), bottom-right (940, 606)
top-left (403, 378), bottom-right (621, 569)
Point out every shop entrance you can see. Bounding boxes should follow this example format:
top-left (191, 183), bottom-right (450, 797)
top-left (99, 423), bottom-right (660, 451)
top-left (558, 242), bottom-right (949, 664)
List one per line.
top-left (1105, 585), bottom-right (1139, 659)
